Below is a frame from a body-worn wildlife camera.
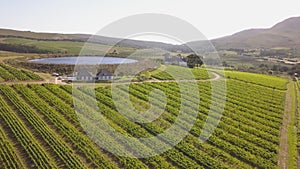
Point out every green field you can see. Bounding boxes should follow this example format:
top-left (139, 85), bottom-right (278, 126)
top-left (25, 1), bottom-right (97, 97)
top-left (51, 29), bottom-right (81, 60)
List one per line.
top-left (0, 65), bottom-right (291, 169)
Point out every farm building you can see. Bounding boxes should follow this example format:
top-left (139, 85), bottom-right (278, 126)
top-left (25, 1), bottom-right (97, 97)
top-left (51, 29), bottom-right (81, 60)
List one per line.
top-left (76, 69), bottom-right (94, 81)
top-left (67, 69), bottom-right (114, 82)
top-left (95, 69), bottom-right (114, 80)
top-left (163, 53), bottom-right (187, 66)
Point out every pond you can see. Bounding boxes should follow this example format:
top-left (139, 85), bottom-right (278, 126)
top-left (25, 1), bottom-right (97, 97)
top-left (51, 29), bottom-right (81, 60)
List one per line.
top-left (28, 56), bottom-right (137, 65)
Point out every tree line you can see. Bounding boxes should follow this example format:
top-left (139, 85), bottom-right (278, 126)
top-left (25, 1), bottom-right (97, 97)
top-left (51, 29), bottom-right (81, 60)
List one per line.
top-left (0, 43), bottom-right (51, 53)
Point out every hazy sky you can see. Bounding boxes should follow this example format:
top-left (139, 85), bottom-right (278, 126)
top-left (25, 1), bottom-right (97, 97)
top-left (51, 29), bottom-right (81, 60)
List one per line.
top-left (1, 0), bottom-right (300, 42)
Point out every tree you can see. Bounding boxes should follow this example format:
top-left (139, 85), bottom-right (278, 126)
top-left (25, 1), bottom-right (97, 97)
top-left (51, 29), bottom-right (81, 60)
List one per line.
top-left (185, 54), bottom-right (203, 68)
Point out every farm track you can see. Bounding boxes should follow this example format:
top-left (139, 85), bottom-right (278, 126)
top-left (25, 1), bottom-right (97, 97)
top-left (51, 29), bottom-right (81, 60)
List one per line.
top-left (0, 77), bottom-right (66, 85)
top-left (278, 82), bottom-right (296, 169)
top-left (0, 72), bottom-right (221, 85)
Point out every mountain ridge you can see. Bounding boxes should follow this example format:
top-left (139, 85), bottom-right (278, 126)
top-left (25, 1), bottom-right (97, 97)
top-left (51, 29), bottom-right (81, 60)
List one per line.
top-left (208, 16), bottom-right (300, 49)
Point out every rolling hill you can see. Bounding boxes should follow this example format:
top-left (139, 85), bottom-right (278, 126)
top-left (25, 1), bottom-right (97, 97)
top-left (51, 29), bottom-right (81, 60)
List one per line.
top-left (0, 28), bottom-right (189, 52)
top-left (1, 16), bottom-right (300, 54)
top-left (189, 17), bottom-right (300, 50)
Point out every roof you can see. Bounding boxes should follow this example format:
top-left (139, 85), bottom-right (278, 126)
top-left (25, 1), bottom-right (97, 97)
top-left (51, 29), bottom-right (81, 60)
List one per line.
top-left (96, 69), bottom-right (113, 76)
top-left (77, 69), bottom-right (93, 77)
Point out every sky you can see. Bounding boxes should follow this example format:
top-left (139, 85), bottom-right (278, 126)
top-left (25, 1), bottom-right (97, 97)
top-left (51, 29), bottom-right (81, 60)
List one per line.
top-left (1, 0), bottom-right (300, 43)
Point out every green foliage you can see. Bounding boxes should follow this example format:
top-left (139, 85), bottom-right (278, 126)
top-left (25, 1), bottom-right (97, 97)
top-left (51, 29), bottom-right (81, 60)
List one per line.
top-left (186, 54), bottom-right (203, 68)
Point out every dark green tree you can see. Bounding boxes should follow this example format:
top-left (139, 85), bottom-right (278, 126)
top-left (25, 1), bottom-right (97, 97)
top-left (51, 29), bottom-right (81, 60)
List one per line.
top-left (185, 54), bottom-right (203, 68)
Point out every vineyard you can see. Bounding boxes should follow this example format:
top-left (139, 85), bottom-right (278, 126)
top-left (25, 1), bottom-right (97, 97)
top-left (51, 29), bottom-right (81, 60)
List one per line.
top-left (0, 63), bottom-right (43, 82)
top-left (0, 67), bottom-right (289, 169)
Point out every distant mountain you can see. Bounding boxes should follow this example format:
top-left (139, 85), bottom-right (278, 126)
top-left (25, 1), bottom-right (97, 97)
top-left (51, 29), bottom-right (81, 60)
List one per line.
top-left (189, 17), bottom-right (300, 50)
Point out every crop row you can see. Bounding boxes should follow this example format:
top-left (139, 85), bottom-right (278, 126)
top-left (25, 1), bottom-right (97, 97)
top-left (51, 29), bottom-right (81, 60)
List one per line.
top-left (149, 81), bottom-right (282, 140)
top-left (155, 81), bottom-right (283, 132)
top-left (0, 124), bottom-right (24, 169)
top-left (78, 85), bottom-right (264, 168)
top-left (114, 83), bottom-right (279, 168)
top-left (76, 85), bottom-right (233, 169)
top-left (31, 84), bottom-right (170, 168)
top-left (35, 84), bottom-right (180, 169)
top-left (0, 63), bottom-right (31, 81)
top-left (59, 84), bottom-right (232, 168)
top-left (130, 82), bottom-right (279, 151)
top-left (2, 85), bottom-right (86, 169)
top-left (77, 79), bottom-right (278, 169)
top-left (0, 87), bottom-right (56, 169)
top-left (0, 77), bottom-right (284, 169)
top-left (13, 84), bottom-right (121, 169)
top-left (0, 66), bottom-right (15, 81)
top-left (62, 79), bottom-right (277, 169)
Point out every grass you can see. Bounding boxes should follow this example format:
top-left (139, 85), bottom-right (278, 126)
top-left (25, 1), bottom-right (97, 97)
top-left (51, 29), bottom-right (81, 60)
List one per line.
top-left (0, 50), bottom-right (36, 63)
top-left (295, 82), bottom-right (300, 168)
top-left (287, 82), bottom-right (297, 169)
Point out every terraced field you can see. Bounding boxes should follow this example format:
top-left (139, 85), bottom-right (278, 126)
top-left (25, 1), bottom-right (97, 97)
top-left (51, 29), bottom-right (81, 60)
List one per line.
top-left (0, 68), bottom-right (288, 168)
